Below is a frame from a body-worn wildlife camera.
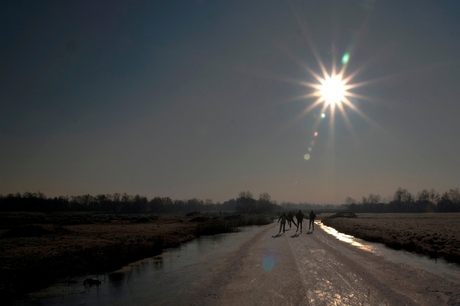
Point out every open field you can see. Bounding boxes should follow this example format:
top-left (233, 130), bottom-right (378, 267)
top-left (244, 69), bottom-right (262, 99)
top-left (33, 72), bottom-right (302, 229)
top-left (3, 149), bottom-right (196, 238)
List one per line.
top-left (321, 213), bottom-right (460, 264)
top-left (0, 212), bottom-right (272, 302)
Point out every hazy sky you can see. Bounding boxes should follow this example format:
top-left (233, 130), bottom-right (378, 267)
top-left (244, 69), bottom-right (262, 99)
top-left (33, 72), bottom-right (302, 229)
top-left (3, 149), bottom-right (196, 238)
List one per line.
top-left (1, 0), bottom-right (459, 204)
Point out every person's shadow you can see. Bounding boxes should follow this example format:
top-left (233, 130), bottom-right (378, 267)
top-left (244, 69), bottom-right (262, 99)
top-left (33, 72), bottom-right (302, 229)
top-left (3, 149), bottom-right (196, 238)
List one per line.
top-left (272, 233), bottom-right (283, 238)
top-left (290, 233), bottom-right (300, 238)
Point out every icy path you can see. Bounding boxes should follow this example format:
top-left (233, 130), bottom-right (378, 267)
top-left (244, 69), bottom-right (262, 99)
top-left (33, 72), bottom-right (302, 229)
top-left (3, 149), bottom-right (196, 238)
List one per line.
top-left (192, 222), bottom-right (460, 306)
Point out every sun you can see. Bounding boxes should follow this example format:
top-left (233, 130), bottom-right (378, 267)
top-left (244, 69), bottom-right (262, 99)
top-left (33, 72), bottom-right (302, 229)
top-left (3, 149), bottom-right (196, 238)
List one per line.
top-left (319, 74), bottom-right (347, 106)
top-left (301, 66), bottom-right (357, 117)
top-left (291, 59), bottom-right (374, 139)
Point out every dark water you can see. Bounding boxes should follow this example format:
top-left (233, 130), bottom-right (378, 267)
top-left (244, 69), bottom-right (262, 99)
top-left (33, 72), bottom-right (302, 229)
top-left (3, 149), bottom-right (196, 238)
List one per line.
top-left (13, 223), bottom-right (460, 305)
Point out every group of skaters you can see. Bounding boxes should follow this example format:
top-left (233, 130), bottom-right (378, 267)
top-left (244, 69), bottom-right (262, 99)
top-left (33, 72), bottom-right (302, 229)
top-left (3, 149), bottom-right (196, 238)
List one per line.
top-left (277, 210), bottom-right (316, 234)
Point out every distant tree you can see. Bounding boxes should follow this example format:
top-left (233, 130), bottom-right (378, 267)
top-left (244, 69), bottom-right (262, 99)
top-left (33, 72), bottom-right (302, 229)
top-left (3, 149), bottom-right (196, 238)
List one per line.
top-left (349, 203), bottom-right (359, 212)
top-left (448, 188), bottom-right (460, 203)
top-left (112, 193), bottom-right (121, 203)
top-left (149, 197), bottom-right (165, 213)
top-left (259, 192), bottom-right (271, 203)
top-left (237, 191), bottom-right (256, 213)
top-left (388, 188), bottom-right (414, 212)
top-left (205, 199), bottom-right (213, 205)
top-left (221, 199), bottom-right (237, 211)
top-left (429, 189), bottom-right (440, 205)
top-left (416, 189), bottom-right (430, 203)
top-left (186, 198), bottom-right (203, 212)
top-left (368, 194), bottom-right (381, 205)
top-left (345, 197), bottom-right (357, 205)
top-left (255, 192), bottom-right (277, 213)
top-left (131, 195), bottom-right (148, 213)
top-left (238, 191), bottom-right (253, 200)
top-left (393, 188), bottom-right (413, 203)
top-left (438, 192), bottom-right (454, 212)
top-left (437, 189), bottom-right (460, 212)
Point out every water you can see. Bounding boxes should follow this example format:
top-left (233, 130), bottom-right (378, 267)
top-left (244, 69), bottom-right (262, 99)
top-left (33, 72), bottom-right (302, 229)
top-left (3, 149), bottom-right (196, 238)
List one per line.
top-left (12, 223), bottom-right (460, 305)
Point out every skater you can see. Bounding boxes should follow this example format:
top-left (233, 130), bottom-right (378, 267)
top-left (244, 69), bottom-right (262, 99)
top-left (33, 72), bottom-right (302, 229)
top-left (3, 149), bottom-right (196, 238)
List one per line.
top-left (309, 210), bottom-right (316, 231)
top-left (278, 212), bottom-right (287, 234)
top-left (295, 210), bottom-right (304, 233)
top-left (287, 211), bottom-right (296, 229)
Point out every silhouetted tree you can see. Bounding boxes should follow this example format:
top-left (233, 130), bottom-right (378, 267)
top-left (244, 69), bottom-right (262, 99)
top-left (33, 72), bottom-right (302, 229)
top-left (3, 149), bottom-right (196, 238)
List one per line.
top-left (236, 191), bottom-right (256, 213)
top-left (345, 197), bottom-right (357, 205)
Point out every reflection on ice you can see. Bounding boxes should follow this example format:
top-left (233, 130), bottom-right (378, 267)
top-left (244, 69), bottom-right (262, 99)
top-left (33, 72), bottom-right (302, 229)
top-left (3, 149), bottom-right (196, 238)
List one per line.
top-left (320, 223), bottom-right (376, 252)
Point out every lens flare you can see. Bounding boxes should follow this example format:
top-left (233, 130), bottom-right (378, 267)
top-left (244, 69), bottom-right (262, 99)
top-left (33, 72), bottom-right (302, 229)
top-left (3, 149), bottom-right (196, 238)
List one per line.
top-left (262, 254), bottom-right (276, 272)
top-left (341, 52), bottom-right (350, 65)
top-left (304, 153), bottom-right (311, 160)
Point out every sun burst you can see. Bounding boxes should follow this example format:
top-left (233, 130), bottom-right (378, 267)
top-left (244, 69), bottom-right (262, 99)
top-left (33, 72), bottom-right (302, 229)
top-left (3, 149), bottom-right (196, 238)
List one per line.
top-left (284, 51), bottom-right (382, 155)
top-left (319, 74), bottom-right (347, 107)
top-left (301, 64), bottom-right (362, 123)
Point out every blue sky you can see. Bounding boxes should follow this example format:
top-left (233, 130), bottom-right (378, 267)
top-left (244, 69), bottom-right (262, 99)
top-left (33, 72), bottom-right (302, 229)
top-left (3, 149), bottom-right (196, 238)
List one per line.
top-left (1, 0), bottom-right (459, 204)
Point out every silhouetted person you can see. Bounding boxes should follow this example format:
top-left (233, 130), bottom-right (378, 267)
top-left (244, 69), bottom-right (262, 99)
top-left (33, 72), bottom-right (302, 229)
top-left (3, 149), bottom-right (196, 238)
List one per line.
top-left (287, 211), bottom-right (295, 229)
top-left (309, 210), bottom-right (316, 231)
top-left (295, 210), bottom-right (304, 233)
top-left (278, 212), bottom-right (287, 234)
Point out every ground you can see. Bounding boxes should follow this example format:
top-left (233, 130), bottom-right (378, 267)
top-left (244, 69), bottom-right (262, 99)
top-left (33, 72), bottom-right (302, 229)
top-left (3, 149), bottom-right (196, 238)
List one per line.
top-left (0, 212), bottom-right (197, 301)
top-left (2, 212), bottom-right (460, 304)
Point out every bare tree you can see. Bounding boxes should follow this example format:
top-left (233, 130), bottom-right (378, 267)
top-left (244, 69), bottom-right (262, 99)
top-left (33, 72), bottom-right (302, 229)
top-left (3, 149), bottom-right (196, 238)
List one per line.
top-left (393, 188), bottom-right (413, 203)
top-left (429, 189), bottom-right (440, 204)
top-left (259, 192), bottom-right (271, 202)
top-left (368, 194), bottom-right (381, 204)
top-left (238, 191), bottom-right (253, 199)
top-left (416, 189), bottom-right (430, 202)
top-left (345, 197), bottom-right (357, 205)
top-left (448, 188), bottom-right (460, 203)
top-left (237, 191), bottom-right (255, 213)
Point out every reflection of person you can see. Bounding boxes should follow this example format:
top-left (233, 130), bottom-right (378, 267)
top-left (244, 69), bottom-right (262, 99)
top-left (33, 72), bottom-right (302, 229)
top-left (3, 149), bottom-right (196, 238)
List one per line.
top-left (278, 212), bottom-right (287, 233)
top-left (309, 210), bottom-right (316, 231)
top-left (295, 210), bottom-right (304, 233)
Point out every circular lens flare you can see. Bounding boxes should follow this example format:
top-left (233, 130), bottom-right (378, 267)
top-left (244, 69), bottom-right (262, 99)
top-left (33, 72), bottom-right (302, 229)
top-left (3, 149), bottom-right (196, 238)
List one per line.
top-left (262, 254), bottom-right (276, 272)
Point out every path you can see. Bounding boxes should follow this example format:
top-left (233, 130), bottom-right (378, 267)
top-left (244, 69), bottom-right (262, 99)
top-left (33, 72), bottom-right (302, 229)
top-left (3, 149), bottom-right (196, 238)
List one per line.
top-left (191, 221), bottom-right (460, 306)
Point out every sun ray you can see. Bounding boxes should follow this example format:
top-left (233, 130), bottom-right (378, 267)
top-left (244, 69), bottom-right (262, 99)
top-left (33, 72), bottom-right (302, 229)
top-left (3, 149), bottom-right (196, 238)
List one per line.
top-left (289, 1), bottom-right (330, 79)
top-left (336, 101), bottom-right (358, 138)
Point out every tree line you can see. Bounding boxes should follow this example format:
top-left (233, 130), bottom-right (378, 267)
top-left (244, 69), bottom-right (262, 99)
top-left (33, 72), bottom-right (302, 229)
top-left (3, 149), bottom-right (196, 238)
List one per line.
top-left (0, 191), bottom-right (281, 214)
top-left (345, 187), bottom-right (460, 213)
top-left (0, 187), bottom-right (459, 213)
